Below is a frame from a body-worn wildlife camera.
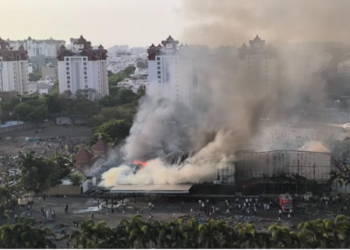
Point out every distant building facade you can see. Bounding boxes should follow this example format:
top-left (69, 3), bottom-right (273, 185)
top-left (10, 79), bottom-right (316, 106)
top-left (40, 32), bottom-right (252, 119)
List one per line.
top-left (8, 37), bottom-right (65, 58)
top-left (57, 36), bottom-right (109, 96)
top-left (0, 38), bottom-right (29, 94)
top-left (237, 35), bottom-right (279, 99)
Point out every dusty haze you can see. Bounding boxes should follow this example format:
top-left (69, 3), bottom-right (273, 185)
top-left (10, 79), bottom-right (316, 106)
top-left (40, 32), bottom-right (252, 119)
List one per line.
top-left (180, 0), bottom-right (350, 46)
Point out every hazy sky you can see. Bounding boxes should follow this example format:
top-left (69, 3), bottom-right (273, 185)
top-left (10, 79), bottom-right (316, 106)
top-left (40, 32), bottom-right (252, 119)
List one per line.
top-left (1, 0), bottom-right (184, 48)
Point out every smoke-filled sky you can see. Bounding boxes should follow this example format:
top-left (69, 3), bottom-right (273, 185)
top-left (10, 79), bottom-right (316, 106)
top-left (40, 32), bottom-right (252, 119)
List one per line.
top-left (181, 0), bottom-right (350, 46)
top-left (2, 0), bottom-right (350, 48)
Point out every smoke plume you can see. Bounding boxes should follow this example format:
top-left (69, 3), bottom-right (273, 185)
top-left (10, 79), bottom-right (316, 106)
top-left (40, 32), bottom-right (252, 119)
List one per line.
top-left (100, 0), bottom-right (344, 186)
top-left (180, 0), bottom-right (350, 46)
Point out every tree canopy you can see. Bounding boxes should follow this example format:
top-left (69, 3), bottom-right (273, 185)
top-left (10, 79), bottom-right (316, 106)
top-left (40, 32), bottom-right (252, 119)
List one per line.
top-left (28, 71), bottom-right (42, 81)
top-left (91, 119), bottom-right (131, 144)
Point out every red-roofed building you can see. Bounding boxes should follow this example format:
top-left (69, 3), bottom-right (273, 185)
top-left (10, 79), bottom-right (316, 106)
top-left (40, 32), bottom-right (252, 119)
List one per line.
top-left (74, 148), bottom-right (93, 167)
top-left (93, 139), bottom-right (108, 157)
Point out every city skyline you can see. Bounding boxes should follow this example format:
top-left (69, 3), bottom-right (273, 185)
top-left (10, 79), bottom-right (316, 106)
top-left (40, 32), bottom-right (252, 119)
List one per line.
top-left (3, 0), bottom-right (350, 49)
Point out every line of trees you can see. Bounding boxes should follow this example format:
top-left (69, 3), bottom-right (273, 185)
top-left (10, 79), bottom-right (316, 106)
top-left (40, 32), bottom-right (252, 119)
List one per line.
top-left (0, 214), bottom-right (349, 248)
top-left (64, 214), bottom-right (350, 248)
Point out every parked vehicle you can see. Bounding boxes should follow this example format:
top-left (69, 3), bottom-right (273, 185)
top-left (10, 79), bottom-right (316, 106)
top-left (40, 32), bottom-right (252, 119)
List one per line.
top-left (278, 194), bottom-right (293, 212)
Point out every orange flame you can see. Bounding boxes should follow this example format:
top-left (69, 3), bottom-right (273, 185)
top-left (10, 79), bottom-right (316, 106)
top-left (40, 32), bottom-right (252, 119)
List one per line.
top-left (133, 160), bottom-right (147, 167)
top-left (133, 160), bottom-right (147, 172)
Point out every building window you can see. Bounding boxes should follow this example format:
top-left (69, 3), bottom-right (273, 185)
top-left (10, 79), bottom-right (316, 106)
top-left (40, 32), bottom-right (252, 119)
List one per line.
top-left (157, 57), bottom-right (160, 61)
top-left (84, 71), bottom-right (87, 75)
top-left (84, 67), bottom-right (87, 70)
top-left (67, 85), bottom-right (70, 88)
top-left (85, 85), bottom-right (88, 88)
top-left (66, 58), bottom-right (69, 61)
top-left (84, 76), bottom-right (88, 79)
top-left (67, 80), bottom-right (70, 84)
top-left (158, 71), bottom-right (161, 74)
top-left (84, 62), bottom-right (87, 66)
top-left (66, 62), bottom-right (69, 66)
top-left (66, 67), bottom-right (69, 70)
top-left (158, 80), bottom-right (161, 83)
top-left (157, 62), bottom-right (160, 65)
top-left (67, 71), bottom-right (70, 75)
top-left (158, 66), bottom-right (160, 70)
top-left (158, 75), bottom-right (161, 79)
top-left (83, 58), bottom-right (87, 61)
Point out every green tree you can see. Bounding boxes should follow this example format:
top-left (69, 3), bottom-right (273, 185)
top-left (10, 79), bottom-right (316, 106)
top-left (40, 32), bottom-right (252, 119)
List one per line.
top-left (115, 89), bottom-right (138, 105)
top-left (93, 119), bottom-right (131, 144)
top-left (71, 99), bottom-right (99, 117)
top-left (28, 71), bottom-right (42, 81)
top-left (268, 224), bottom-right (299, 248)
top-left (0, 187), bottom-right (12, 211)
top-left (0, 218), bottom-right (54, 248)
top-left (28, 105), bottom-right (48, 124)
top-left (109, 71), bottom-right (126, 86)
top-left (13, 102), bottom-right (33, 121)
top-left (137, 61), bottom-right (148, 69)
top-left (298, 219), bottom-right (329, 248)
top-left (18, 151), bottom-right (56, 192)
top-left (70, 173), bottom-right (84, 186)
top-left (91, 106), bottom-right (135, 127)
top-left (124, 65), bottom-right (136, 75)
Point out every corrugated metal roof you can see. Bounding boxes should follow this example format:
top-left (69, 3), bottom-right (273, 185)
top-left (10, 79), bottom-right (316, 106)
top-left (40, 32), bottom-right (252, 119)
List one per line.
top-left (110, 184), bottom-right (193, 194)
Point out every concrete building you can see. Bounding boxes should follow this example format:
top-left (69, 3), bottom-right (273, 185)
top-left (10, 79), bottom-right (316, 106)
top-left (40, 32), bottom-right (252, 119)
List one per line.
top-left (27, 82), bottom-right (52, 95)
top-left (57, 36), bottom-right (109, 97)
top-left (0, 38), bottom-right (29, 94)
top-left (237, 35), bottom-right (279, 99)
top-left (8, 37), bottom-right (64, 58)
top-left (147, 36), bottom-right (207, 105)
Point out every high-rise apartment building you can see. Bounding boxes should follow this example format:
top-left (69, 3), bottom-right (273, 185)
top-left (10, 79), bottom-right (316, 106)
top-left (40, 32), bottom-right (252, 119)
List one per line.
top-left (57, 36), bottom-right (109, 97)
top-left (147, 36), bottom-right (207, 105)
top-left (237, 35), bottom-right (279, 99)
top-left (0, 38), bottom-right (29, 94)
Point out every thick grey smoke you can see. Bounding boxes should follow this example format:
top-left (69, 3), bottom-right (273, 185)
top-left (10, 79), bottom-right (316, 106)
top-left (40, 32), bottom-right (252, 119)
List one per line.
top-left (180, 0), bottom-right (350, 47)
top-left (121, 97), bottom-right (197, 161)
top-left (101, 0), bottom-right (344, 185)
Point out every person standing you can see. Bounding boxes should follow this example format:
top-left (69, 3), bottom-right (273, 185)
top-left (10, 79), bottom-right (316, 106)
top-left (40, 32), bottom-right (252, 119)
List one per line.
top-left (65, 205), bottom-right (68, 214)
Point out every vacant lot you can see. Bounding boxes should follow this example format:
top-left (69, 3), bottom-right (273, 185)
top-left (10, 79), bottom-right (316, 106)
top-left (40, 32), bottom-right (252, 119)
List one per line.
top-left (0, 125), bottom-right (92, 156)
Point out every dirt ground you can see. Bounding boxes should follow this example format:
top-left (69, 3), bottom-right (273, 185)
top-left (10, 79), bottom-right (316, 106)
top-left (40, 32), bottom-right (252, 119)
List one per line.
top-left (0, 125), bottom-right (92, 156)
top-left (1, 125), bottom-right (92, 139)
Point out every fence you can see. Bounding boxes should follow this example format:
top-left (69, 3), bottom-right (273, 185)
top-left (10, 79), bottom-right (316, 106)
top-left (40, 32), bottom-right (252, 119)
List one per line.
top-left (0, 123), bottom-right (35, 134)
